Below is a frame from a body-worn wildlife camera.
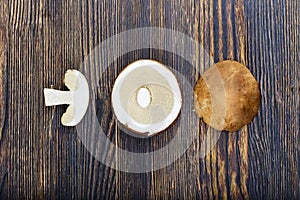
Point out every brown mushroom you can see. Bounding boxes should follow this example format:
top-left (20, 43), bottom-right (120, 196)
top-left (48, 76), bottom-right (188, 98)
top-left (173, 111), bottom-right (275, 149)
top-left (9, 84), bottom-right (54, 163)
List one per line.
top-left (194, 60), bottom-right (260, 132)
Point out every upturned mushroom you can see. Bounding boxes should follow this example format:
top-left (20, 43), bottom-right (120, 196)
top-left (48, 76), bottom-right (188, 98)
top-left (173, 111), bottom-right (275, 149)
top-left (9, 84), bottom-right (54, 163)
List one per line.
top-left (111, 59), bottom-right (182, 136)
top-left (44, 70), bottom-right (89, 126)
top-left (194, 60), bottom-right (260, 132)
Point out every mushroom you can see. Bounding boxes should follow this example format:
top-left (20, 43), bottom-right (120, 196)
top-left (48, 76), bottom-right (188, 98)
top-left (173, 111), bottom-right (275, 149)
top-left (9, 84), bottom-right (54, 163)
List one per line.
top-left (194, 60), bottom-right (260, 132)
top-left (111, 59), bottom-right (182, 136)
top-left (44, 70), bottom-right (89, 126)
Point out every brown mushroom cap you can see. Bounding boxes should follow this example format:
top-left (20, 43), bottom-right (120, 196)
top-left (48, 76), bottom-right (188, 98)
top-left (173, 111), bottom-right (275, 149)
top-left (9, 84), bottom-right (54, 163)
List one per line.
top-left (194, 60), bottom-right (260, 132)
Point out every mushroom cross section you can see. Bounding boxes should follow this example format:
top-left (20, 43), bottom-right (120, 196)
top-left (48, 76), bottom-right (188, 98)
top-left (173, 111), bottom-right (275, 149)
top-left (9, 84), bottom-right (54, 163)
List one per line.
top-left (111, 59), bottom-right (182, 136)
top-left (44, 70), bottom-right (89, 126)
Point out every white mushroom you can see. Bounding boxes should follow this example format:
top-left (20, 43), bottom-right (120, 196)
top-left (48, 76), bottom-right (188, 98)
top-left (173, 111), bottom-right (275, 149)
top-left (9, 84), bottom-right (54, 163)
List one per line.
top-left (111, 59), bottom-right (182, 136)
top-left (44, 70), bottom-right (89, 126)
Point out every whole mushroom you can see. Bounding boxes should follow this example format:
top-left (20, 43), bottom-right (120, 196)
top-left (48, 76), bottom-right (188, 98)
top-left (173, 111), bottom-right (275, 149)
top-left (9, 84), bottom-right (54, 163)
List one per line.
top-left (194, 60), bottom-right (260, 132)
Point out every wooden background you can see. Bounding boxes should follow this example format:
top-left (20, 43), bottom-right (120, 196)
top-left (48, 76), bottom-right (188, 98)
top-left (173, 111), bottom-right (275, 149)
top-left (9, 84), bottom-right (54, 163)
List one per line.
top-left (0, 0), bottom-right (299, 199)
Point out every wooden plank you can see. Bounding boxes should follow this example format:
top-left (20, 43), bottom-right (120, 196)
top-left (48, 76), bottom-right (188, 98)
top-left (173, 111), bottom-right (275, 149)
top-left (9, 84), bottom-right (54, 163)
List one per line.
top-left (0, 13), bottom-right (8, 199)
top-left (0, 0), bottom-right (117, 198)
top-left (0, 0), bottom-right (298, 199)
top-left (245, 0), bottom-right (299, 198)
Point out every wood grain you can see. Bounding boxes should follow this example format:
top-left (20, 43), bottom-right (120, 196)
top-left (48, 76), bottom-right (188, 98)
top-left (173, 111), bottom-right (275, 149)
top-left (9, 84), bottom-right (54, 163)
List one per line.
top-left (0, 25), bottom-right (6, 141)
top-left (0, 2), bottom-right (8, 197)
top-left (0, 0), bottom-right (299, 199)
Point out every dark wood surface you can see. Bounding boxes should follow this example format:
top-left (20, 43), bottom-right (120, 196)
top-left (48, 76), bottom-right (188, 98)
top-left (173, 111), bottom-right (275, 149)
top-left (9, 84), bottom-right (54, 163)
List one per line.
top-left (0, 0), bottom-right (299, 199)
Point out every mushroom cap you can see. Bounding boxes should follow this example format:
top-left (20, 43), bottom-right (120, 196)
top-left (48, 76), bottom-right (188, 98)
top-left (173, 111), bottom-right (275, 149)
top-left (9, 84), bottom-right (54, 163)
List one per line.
top-left (194, 60), bottom-right (260, 132)
top-left (111, 59), bottom-right (182, 136)
top-left (61, 70), bottom-right (89, 126)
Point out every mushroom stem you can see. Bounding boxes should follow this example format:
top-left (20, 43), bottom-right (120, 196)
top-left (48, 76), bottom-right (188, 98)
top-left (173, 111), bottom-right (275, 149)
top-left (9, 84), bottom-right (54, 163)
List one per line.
top-left (44, 88), bottom-right (73, 106)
